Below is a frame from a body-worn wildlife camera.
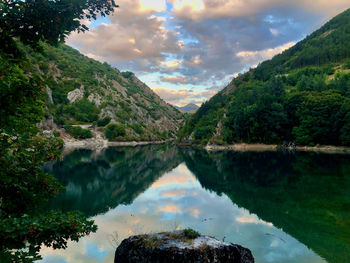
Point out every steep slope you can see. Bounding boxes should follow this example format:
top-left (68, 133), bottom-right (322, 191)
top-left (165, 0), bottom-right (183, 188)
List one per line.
top-left (179, 8), bottom-right (350, 146)
top-left (19, 42), bottom-right (183, 141)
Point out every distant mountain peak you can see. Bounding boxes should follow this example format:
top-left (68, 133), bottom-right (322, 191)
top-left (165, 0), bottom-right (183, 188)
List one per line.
top-left (175, 103), bottom-right (200, 113)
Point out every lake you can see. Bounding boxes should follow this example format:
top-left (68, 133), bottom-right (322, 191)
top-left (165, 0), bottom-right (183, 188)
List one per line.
top-left (40, 144), bottom-right (350, 263)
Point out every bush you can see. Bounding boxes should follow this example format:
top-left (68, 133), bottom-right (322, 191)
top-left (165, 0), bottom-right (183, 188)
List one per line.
top-left (128, 123), bottom-right (143, 134)
top-left (345, 60), bottom-right (350, 69)
top-left (183, 228), bottom-right (200, 239)
top-left (97, 116), bottom-right (111, 127)
top-left (105, 124), bottom-right (126, 141)
top-left (121, 71), bottom-right (133, 79)
top-left (53, 130), bottom-right (60, 137)
top-left (155, 130), bottom-right (168, 140)
top-left (54, 116), bottom-right (66, 126)
top-left (60, 99), bottom-right (99, 123)
top-left (64, 125), bottom-right (93, 139)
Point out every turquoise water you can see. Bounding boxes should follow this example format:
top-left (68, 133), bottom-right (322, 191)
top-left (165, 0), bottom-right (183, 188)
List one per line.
top-left (40, 144), bottom-right (350, 263)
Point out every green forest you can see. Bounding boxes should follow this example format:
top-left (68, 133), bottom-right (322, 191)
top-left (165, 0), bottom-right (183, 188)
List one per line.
top-left (179, 8), bottom-right (350, 146)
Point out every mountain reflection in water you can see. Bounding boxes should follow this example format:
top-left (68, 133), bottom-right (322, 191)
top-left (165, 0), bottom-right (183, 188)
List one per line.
top-left (45, 144), bottom-right (181, 217)
top-left (41, 145), bottom-right (350, 263)
top-left (181, 148), bottom-right (350, 263)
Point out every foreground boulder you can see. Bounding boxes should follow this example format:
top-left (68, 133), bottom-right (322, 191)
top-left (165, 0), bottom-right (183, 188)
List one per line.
top-left (114, 229), bottom-right (254, 263)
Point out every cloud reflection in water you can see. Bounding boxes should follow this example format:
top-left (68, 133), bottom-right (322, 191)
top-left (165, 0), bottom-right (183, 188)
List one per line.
top-left (40, 163), bottom-right (325, 263)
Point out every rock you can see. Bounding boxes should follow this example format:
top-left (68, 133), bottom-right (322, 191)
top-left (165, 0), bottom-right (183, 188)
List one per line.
top-left (88, 93), bottom-right (101, 106)
top-left (46, 85), bottom-right (53, 104)
top-left (67, 85), bottom-right (84, 103)
top-left (37, 116), bottom-right (57, 130)
top-left (114, 230), bottom-right (254, 263)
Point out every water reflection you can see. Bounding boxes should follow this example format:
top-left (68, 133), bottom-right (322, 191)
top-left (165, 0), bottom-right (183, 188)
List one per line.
top-left (181, 148), bottom-right (350, 263)
top-left (44, 144), bottom-right (181, 217)
top-left (40, 145), bottom-right (350, 263)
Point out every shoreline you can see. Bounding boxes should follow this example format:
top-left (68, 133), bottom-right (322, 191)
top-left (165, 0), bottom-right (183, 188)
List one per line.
top-left (61, 139), bottom-right (171, 157)
top-left (62, 138), bottom-right (350, 155)
top-left (204, 143), bottom-right (350, 154)
top-left (63, 139), bottom-right (170, 149)
top-left (63, 140), bottom-right (170, 148)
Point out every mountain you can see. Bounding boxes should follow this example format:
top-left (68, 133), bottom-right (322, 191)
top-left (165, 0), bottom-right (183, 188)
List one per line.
top-left (175, 103), bottom-right (199, 113)
top-left (179, 8), bottom-right (350, 146)
top-left (7, 42), bottom-right (183, 141)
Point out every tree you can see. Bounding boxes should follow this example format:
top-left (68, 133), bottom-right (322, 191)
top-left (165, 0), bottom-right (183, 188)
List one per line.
top-left (265, 76), bottom-right (285, 98)
top-left (97, 116), bottom-right (112, 127)
top-left (105, 123), bottom-right (126, 140)
top-left (0, 54), bottom-right (97, 261)
top-left (0, 0), bottom-right (118, 47)
top-left (293, 91), bottom-right (345, 145)
top-left (0, 0), bottom-right (118, 261)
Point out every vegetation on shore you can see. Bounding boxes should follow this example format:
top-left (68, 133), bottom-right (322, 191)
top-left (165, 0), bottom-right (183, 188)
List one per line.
top-left (0, 0), bottom-right (119, 261)
top-left (179, 8), bottom-right (350, 147)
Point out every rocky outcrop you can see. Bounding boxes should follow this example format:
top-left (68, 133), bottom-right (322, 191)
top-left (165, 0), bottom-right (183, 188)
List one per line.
top-left (88, 93), bottom-right (101, 106)
top-left (67, 85), bottom-right (84, 103)
top-left (114, 230), bottom-right (254, 263)
top-left (46, 85), bottom-right (53, 104)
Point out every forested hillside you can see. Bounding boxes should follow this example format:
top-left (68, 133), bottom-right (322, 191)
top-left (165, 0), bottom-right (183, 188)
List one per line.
top-left (179, 8), bottom-right (350, 146)
top-left (4, 42), bottom-right (183, 142)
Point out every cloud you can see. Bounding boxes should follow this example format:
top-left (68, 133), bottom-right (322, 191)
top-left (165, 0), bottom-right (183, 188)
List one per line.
top-left (159, 204), bottom-right (180, 213)
top-left (67, 0), bottom-right (182, 71)
top-left (161, 189), bottom-right (187, 197)
top-left (66, 0), bottom-right (350, 106)
top-left (153, 88), bottom-right (216, 106)
top-left (167, 5), bottom-right (327, 86)
top-left (151, 173), bottom-right (196, 188)
top-left (139, 0), bottom-right (167, 13)
top-left (160, 75), bottom-right (188, 84)
top-left (170, 0), bottom-right (350, 20)
top-left (236, 41), bottom-right (295, 67)
top-left (160, 60), bottom-right (182, 69)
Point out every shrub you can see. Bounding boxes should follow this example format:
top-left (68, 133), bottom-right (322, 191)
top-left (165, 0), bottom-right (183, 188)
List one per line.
top-left (128, 123), bottom-right (143, 134)
top-left (97, 116), bottom-right (111, 127)
top-left (155, 130), bottom-right (168, 140)
top-left (183, 228), bottom-right (200, 239)
top-left (53, 130), bottom-right (60, 137)
top-left (54, 116), bottom-right (66, 126)
top-left (121, 71), bottom-right (133, 79)
top-left (105, 124), bottom-right (126, 141)
top-left (64, 125), bottom-right (93, 139)
top-left (61, 99), bottom-right (99, 123)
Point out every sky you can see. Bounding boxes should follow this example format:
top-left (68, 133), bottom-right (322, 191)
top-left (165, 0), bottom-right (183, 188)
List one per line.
top-left (67, 0), bottom-right (350, 106)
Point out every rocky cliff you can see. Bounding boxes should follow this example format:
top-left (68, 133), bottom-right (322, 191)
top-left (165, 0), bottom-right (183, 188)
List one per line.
top-left (21, 43), bottom-right (184, 141)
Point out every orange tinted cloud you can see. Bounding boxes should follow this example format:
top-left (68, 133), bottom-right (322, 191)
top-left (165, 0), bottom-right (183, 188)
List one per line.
top-left (159, 204), bottom-right (180, 213)
top-left (236, 42), bottom-right (295, 67)
top-left (161, 189), bottom-right (187, 197)
top-left (189, 208), bottom-right (200, 218)
top-left (153, 88), bottom-right (216, 107)
top-left (170, 0), bottom-right (350, 20)
top-left (152, 174), bottom-right (196, 188)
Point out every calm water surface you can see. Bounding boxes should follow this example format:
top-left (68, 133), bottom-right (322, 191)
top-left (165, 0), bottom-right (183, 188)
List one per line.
top-left (40, 144), bottom-right (350, 263)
